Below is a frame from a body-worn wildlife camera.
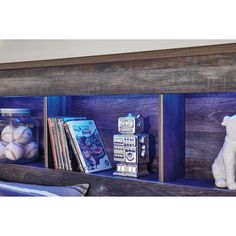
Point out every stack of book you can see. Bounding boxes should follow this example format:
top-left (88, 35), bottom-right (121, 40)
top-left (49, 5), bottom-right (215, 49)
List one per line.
top-left (48, 117), bottom-right (112, 173)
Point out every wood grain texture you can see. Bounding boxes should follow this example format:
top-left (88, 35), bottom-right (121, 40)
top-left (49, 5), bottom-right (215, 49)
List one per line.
top-left (0, 163), bottom-right (236, 196)
top-left (185, 158), bottom-right (213, 179)
top-left (185, 93), bottom-right (236, 178)
top-left (0, 43), bottom-right (236, 70)
top-left (70, 94), bottom-right (159, 172)
top-left (159, 94), bottom-right (185, 182)
top-left (1, 52), bottom-right (236, 96)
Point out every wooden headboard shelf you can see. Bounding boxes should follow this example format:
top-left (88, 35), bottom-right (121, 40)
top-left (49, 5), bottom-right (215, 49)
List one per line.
top-left (0, 43), bottom-right (236, 196)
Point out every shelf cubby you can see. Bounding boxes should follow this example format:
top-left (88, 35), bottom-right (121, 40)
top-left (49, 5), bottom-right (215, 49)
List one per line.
top-left (45, 94), bottom-right (159, 181)
top-left (0, 43), bottom-right (236, 195)
top-left (185, 92), bottom-right (236, 179)
top-left (46, 92), bottom-right (236, 189)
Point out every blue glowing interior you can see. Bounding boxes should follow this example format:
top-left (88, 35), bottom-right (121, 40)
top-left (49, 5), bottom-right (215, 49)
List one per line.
top-left (0, 92), bottom-right (235, 182)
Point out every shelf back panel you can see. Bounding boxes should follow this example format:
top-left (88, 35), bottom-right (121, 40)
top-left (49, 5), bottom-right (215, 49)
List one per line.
top-left (70, 94), bottom-right (159, 173)
top-left (185, 93), bottom-right (236, 179)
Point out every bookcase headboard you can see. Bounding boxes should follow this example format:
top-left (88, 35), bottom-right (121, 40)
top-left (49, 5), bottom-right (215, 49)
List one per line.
top-left (0, 43), bottom-right (236, 195)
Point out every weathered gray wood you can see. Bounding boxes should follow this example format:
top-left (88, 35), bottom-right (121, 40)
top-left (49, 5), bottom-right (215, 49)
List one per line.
top-left (0, 53), bottom-right (236, 96)
top-left (185, 158), bottom-right (213, 179)
top-left (0, 163), bottom-right (235, 196)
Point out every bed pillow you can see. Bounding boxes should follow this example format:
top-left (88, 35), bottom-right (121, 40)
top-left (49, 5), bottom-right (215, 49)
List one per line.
top-left (0, 181), bottom-right (89, 196)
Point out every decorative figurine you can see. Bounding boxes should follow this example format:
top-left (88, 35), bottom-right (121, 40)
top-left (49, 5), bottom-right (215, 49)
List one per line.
top-left (113, 113), bottom-right (149, 177)
top-left (212, 115), bottom-right (236, 190)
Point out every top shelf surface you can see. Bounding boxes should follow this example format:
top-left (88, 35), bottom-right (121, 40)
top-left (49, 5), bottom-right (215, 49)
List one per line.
top-left (0, 43), bottom-right (236, 70)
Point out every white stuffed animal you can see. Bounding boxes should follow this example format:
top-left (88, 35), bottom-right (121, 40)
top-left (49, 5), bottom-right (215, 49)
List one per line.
top-left (212, 115), bottom-right (236, 190)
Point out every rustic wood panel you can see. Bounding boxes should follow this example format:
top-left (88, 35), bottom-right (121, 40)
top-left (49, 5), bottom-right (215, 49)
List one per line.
top-left (0, 43), bottom-right (236, 70)
top-left (0, 163), bottom-right (236, 196)
top-left (185, 158), bottom-right (213, 179)
top-left (159, 94), bottom-right (185, 182)
top-left (185, 93), bottom-right (236, 179)
top-left (0, 96), bottom-right (44, 159)
top-left (1, 52), bottom-right (236, 96)
top-left (70, 94), bottom-right (159, 173)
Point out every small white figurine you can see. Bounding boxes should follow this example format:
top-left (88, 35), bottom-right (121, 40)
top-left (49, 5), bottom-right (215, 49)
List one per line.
top-left (212, 115), bottom-right (236, 190)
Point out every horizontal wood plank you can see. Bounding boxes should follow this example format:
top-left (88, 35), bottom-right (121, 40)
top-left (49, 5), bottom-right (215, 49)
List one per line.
top-left (0, 45), bottom-right (236, 96)
top-left (0, 163), bottom-right (235, 196)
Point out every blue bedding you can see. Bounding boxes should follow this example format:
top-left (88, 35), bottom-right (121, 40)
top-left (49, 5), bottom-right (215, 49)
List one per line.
top-left (0, 188), bottom-right (28, 196)
top-left (0, 181), bottom-right (89, 196)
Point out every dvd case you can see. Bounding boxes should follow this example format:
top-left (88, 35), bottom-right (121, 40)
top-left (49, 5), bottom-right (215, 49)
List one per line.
top-left (66, 120), bottom-right (112, 173)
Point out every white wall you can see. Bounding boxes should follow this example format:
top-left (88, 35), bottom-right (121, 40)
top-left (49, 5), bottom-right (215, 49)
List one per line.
top-left (0, 40), bottom-right (235, 63)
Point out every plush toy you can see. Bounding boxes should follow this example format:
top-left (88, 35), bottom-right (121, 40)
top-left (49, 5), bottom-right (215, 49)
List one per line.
top-left (212, 115), bottom-right (236, 190)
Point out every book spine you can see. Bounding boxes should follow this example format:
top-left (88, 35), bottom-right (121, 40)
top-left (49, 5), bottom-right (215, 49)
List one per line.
top-left (64, 123), bottom-right (84, 172)
top-left (56, 118), bottom-right (65, 170)
top-left (44, 97), bottom-right (48, 168)
top-left (58, 118), bottom-right (72, 171)
top-left (52, 118), bottom-right (62, 170)
top-left (47, 118), bottom-right (58, 170)
top-left (61, 120), bottom-right (72, 171)
top-left (57, 118), bottom-right (68, 170)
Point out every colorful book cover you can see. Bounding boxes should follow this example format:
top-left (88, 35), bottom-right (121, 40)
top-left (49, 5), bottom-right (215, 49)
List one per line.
top-left (66, 120), bottom-right (112, 173)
